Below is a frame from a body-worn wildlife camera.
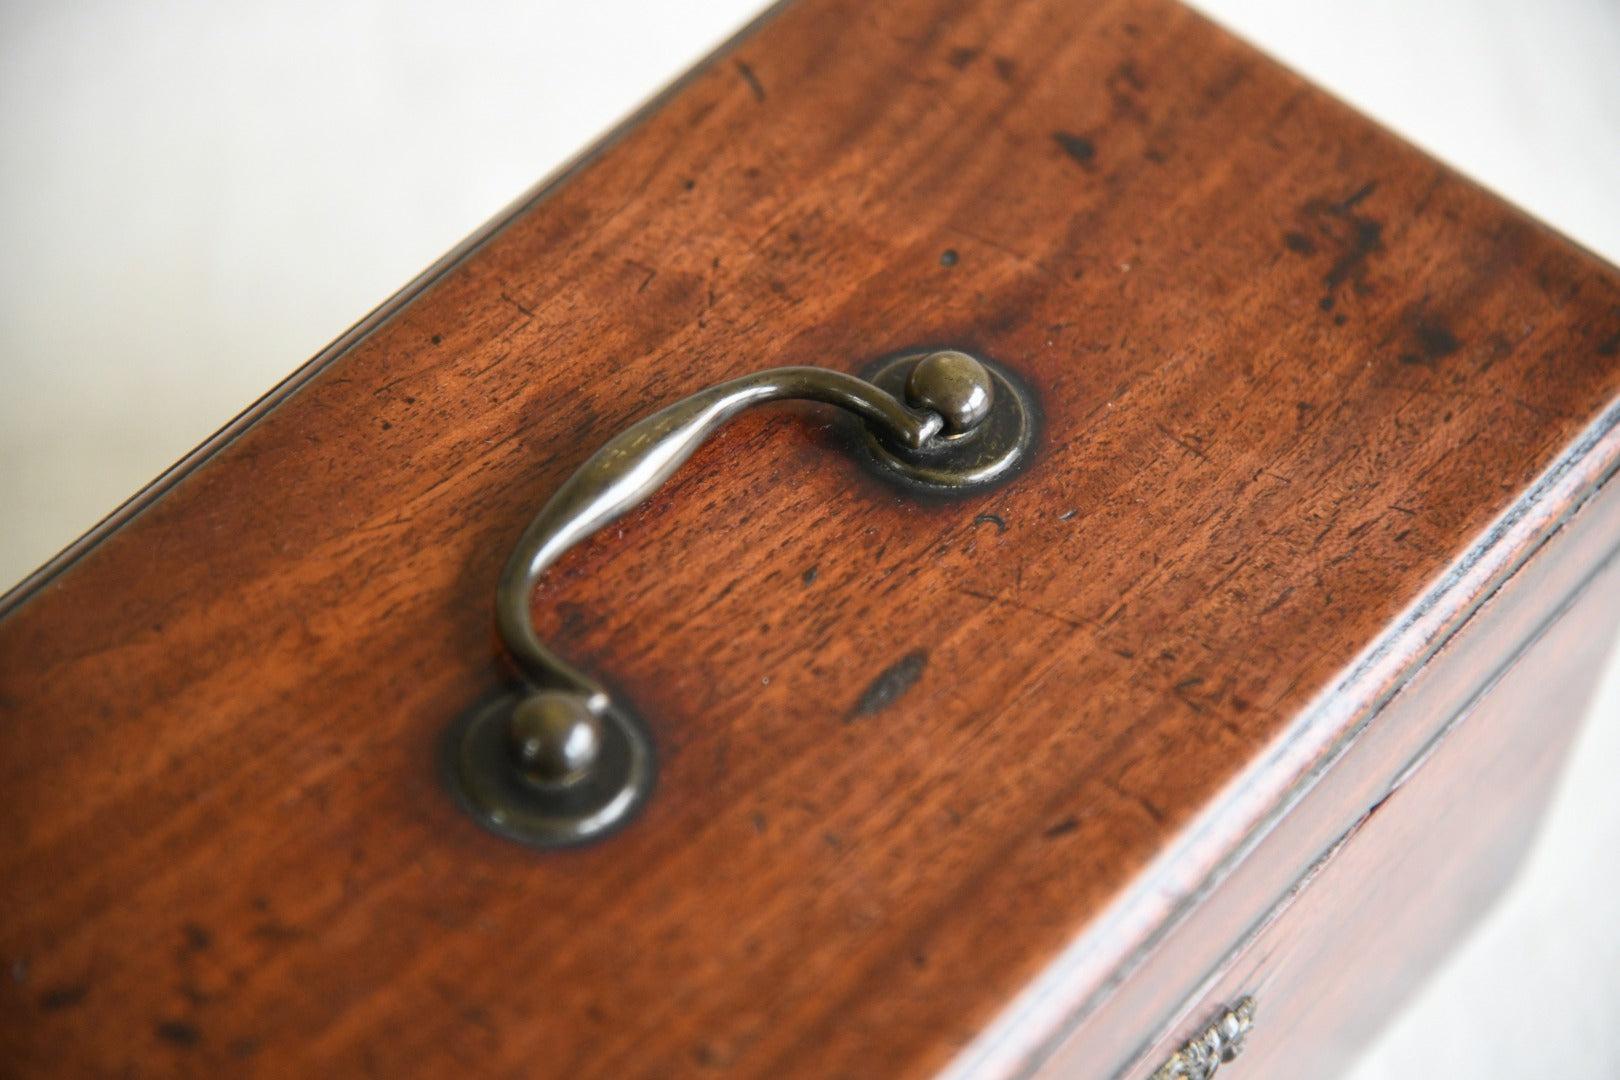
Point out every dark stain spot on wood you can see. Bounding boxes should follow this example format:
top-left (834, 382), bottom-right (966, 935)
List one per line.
top-left (1598, 331), bottom-right (1620, 357)
top-left (694, 1040), bottom-right (733, 1067)
top-left (1301, 182), bottom-right (1384, 307)
top-left (180, 982), bottom-right (216, 1007)
top-left (850, 650), bottom-right (929, 719)
top-left (1319, 295), bottom-right (1335, 312)
top-left (230, 1036), bottom-right (262, 1060)
top-left (682, 178), bottom-right (696, 191)
top-left (40, 983), bottom-right (89, 1011)
top-left (734, 60), bottom-right (766, 102)
top-left (1283, 231), bottom-right (1317, 255)
top-left (156, 1020), bottom-right (201, 1047)
top-left (802, 565), bottom-right (818, 585)
top-left (973, 512), bottom-right (1007, 533)
top-left (1044, 816), bottom-right (1080, 838)
top-left (993, 56), bottom-right (1016, 81)
top-left (1327, 218), bottom-right (1382, 292)
top-left (1413, 316), bottom-right (1461, 360)
top-left (251, 920), bottom-right (303, 946)
top-left (1053, 131), bottom-right (1096, 167)
top-left (181, 922), bottom-right (212, 953)
top-left (940, 249), bottom-right (959, 267)
top-left (1106, 61), bottom-right (1150, 124)
top-left (1203, 62), bottom-right (1251, 104)
top-left (947, 46), bottom-right (979, 69)
top-left (1401, 313), bottom-right (1462, 366)
top-left (750, 812), bottom-right (767, 834)
top-left (429, 334), bottom-right (442, 345)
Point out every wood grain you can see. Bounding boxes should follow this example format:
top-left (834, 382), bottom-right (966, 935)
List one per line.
top-left (1045, 450), bottom-right (1620, 1078)
top-left (3, 0), bottom-right (1620, 1076)
top-left (1121, 536), bottom-right (1620, 1080)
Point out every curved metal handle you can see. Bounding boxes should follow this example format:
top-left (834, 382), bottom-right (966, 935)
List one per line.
top-left (448, 349), bottom-right (1034, 848)
top-left (495, 366), bottom-right (947, 710)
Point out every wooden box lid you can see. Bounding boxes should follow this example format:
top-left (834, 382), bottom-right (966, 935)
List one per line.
top-left (3, 0), bottom-right (1619, 1076)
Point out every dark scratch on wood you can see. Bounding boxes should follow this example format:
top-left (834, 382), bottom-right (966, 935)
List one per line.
top-left (498, 292), bottom-right (535, 318)
top-left (1337, 181), bottom-right (1377, 211)
top-left (629, 261), bottom-right (658, 294)
top-left (1172, 675), bottom-right (1208, 714)
top-left (735, 60), bottom-right (766, 102)
top-left (953, 227), bottom-right (1062, 282)
top-left (954, 587), bottom-right (1086, 629)
top-left (849, 650), bottom-right (928, 719)
top-left (1043, 816), bottom-right (1080, 838)
top-left (1259, 586), bottom-right (1296, 616)
top-left (1154, 422), bottom-right (1209, 463)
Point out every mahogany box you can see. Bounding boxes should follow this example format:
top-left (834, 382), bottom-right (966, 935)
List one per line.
top-left (3, 0), bottom-right (1619, 1076)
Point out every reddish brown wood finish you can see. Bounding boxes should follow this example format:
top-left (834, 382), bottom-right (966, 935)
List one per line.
top-left (3, 0), bottom-right (1620, 1077)
top-left (1070, 464), bottom-right (1620, 1079)
top-left (1024, 411), bottom-right (1620, 1079)
top-left (1122, 536), bottom-right (1620, 1080)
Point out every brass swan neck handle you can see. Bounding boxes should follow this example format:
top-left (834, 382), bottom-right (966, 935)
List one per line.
top-left (495, 364), bottom-right (953, 707)
top-left (448, 348), bottom-right (1036, 848)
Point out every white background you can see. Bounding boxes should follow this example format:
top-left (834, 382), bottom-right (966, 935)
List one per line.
top-left (1, 1), bottom-right (1616, 1075)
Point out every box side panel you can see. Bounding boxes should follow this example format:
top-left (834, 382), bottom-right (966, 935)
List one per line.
top-left (1030, 459), bottom-right (1620, 1078)
top-left (1119, 531), bottom-right (1620, 1080)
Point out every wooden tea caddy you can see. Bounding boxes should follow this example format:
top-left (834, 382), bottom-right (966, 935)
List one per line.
top-left (4, 0), bottom-right (1618, 1076)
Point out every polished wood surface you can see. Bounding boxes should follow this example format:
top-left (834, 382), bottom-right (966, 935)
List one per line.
top-left (1121, 535), bottom-right (1620, 1080)
top-left (4, 0), bottom-right (1620, 1076)
top-left (1075, 464), bottom-right (1620, 1079)
top-left (1036, 423), bottom-right (1620, 1078)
